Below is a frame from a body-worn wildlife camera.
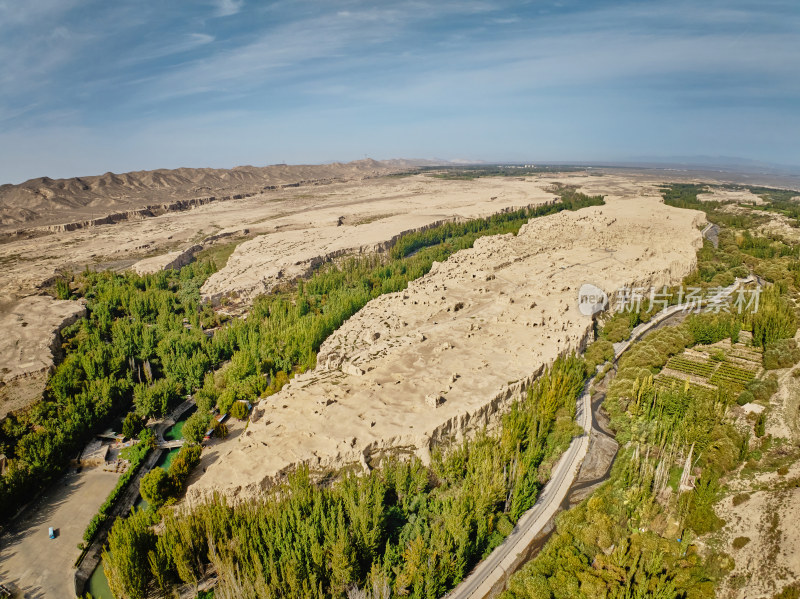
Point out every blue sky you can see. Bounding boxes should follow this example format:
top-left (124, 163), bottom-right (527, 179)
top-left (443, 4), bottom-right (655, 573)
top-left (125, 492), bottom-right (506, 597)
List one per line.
top-left (0, 0), bottom-right (798, 183)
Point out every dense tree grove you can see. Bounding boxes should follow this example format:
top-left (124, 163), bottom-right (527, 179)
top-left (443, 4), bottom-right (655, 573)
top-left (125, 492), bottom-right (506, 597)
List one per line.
top-left (138, 443), bottom-right (202, 511)
top-left (102, 356), bottom-right (587, 599)
top-left (0, 261), bottom-right (218, 519)
top-left (501, 314), bottom-right (760, 598)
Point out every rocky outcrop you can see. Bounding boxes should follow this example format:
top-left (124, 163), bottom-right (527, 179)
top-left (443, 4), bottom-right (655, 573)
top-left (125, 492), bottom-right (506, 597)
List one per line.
top-left (131, 244), bottom-right (203, 275)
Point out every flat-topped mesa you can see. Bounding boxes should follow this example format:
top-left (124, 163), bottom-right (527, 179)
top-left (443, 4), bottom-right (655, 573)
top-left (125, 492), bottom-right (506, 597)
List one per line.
top-left (186, 194), bottom-right (704, 502)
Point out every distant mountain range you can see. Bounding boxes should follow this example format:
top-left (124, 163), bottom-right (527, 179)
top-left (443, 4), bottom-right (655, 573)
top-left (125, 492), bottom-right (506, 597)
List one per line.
top-left (0, 159), bottom-right (412, 231)
top-left (3, 155), bottom-right (796, 234)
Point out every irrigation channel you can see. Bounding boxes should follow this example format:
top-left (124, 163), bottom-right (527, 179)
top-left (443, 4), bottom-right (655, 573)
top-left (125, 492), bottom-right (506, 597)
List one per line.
top-left (84, 406), bottom-right (195, 599)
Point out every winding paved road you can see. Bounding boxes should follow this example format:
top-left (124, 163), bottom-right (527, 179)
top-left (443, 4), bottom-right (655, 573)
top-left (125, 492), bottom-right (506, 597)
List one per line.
top-left (446, 273), bottom-right (750, 599)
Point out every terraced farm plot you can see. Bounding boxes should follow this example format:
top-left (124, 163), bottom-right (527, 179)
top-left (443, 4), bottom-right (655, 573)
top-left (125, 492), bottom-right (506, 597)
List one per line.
top-left (710, 362), bottom-right (757, 390)
top-left (666, 356), bottom-right (716, 378)
top-left (728, 348), bottom-right (763, 367)
top-left (660, 342), bottom-right (761, 395)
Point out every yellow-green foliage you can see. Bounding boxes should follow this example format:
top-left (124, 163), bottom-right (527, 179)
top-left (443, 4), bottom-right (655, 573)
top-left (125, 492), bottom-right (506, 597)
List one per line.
top-left (502, 483), bottom-right (716, 599)
top-left (583, 339), bottom-right (614, 373)
top-left (748, 286), bottom-right (798, 348)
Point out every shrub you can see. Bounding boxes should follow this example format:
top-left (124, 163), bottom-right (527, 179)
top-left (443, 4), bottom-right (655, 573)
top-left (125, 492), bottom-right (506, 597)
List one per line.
top-left (685, 476), bottom-right (725, 534)
top-left (686, 313), bottom-right (738, 345)
top-left (122, 412), bottom-right (145, 440)
top-left (710, 348), bottom-right (727, 362)
top-left (764, 338), bottom-right (800, 370)
top-left (778, 466), bottom-right (790, 476)
top-left (194, 384), bottom-right (219, 413)
top-left (169, 444), bottom-right (202, 490)
top-left (750, 287), bottom-right (797, 349)
top-left (732, 493), bottom-right (750, 506)
top-left (774, 582), bottom-right (800, 599)
top-left (755, 412), bottom-right (767, 437)
top-left (139, 467), bottom-right (174, 510)
top-left (732, 536), bottom-right (750, 549)
top-left (55, 277), bottom-right (72, 300)
top-left (748, 374), bottom-right (779, 403)
top-left (229, 401), bottom-right (249, 420)
top-left (213, 420), bottom-right (229, 439)
top-left (737, 390), bottom-right (754, 406)
top-left (182, 411), bottom-right (211, 444)
top-left (602, 313), bottom-right (631, 343)
top-left (584, 338), bottom-right (615, 373)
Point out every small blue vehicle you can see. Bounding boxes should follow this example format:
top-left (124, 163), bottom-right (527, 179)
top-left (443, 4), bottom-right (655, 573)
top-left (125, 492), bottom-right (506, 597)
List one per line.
top-left (48, 527), bottom-right (55, 539)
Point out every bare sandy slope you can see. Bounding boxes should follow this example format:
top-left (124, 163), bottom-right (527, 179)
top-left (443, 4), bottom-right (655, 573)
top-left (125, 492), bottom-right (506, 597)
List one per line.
top-left (712, 357), bottom-right (800, 598)
top-left (0, 174), bottom-right (554, 305)
top-left (715, 480), bottom-right (800, 599)
top-left (0, 296), bottom-right (85, 418)
top-left (757, 211), bottom-right (800, 245)
top-left (698, 188), bottom-right (764, 205)
top-left (0, 171), bottom-right (582, 418)
top-left (187, 190), bottom-right (704, 501)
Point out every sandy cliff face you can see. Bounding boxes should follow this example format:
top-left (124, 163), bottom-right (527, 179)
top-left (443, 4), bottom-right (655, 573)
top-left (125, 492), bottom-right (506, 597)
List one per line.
top-left (0, 296), bottom-right (86, 418)
top-left (131, 245), bottom-right (203, 275)
top-left (187, 193), bottom-right (705, 502)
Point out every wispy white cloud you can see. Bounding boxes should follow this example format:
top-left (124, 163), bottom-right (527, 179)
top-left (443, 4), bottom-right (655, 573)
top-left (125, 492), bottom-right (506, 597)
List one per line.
top-left (118, 33), bottom-right (215, 66)
top-left (214, 0), bottom-right (244, 17)
top-left (0, 0), bottom-right (83, 27)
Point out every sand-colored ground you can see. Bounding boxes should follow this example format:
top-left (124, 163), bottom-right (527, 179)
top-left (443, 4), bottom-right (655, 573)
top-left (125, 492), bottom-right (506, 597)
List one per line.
top-left (187, 190), bottom-right (705, 501)
top-left (0, 465), bottom-right (121, 598)
top-left (0, 174), bottom-right (558, 305)
top-left (0, 295), bottom-right (85, 418)
top-left (711, 352), bottom-right (800, 598)
top-left (199, 175), bottom-right (562, 304)
top-left (0, 159), bottom-right (406, 231)
top-left (0, 171), bottom-right (670, 423)
top-left (715, 479), bottom-right (800, 598)
top-left (698, 187), bottom-right (764, 205)
top-left (757, 211), bottom-right (800, 245)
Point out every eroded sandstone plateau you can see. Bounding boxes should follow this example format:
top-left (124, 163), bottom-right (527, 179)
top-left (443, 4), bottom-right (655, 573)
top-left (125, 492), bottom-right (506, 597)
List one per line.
top-left (187, 191), bottom-right (705, 501)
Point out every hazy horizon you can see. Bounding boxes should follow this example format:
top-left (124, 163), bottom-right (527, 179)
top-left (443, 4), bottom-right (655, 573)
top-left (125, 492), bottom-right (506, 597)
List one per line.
top-left (1, 0), bottom-right (798, 183)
